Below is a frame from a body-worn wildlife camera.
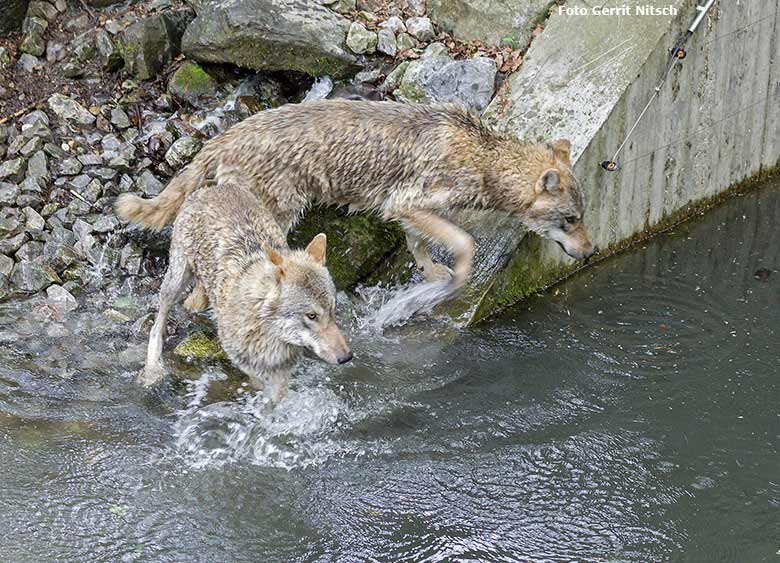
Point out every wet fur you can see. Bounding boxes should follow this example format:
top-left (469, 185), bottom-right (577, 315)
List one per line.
top-left (116, 100), bottom-right (593, 289)
top-left (140, 180), bottom-right (350, 402)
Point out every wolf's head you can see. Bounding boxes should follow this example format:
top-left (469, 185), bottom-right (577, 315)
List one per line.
top-left (263, 234), bottom-right (353, 365)
top-left (494, 139), bottom-right (594, 260)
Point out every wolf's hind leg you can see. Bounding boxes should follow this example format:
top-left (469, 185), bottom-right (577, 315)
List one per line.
top-left (399, 211), bottom-right (474, 288)
top-left (183, 281), bottom-right (208, 313)
top-left (140, 246), bottom-right (192, 386)
top-left (404, 229), bottom-right (454, 282)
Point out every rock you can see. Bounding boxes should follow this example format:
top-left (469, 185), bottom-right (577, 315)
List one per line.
top-left (0, 47), bottom-right (10, 70)
top-left (427, 0), bottom-right (550, 46)
top-left (92, 215), bottom-right (119, 233)
top-left (48, 94), bottom-right (96, 126)
top-left (0, 233), bottom-right (28, 256)
top-left (21, 177), bottom-right (41, 193)
top-left (0, 182), bottom-right (20, 205)
top-left (0, 0), bottom-right (30, 33)
top-left (380, 16), bottom-right (406, 34)
top-left (62, 61), bottom-right (84, 78)
top-left (63, 13), bottom-right (89, 32)
top-left (110, 106), bottom-right (131, 129)
top-left (167, 61), bottom-right (218, 104)
top-left (23, 207), bottom-right (45, 232)
top-left (405, 17), bottom-right (435, 42)
top-left (396, 56), bottom-right (496, 112)
top-left (327, 0), bottom-right (355, 14)
top-left (46, 284), bottom-right (78, 311)
top-left (376, 28), bottom-right (397, 57)
top-left (27, 1), bottom-right (58, 21)
top-left (94, 29), bottom-right (115, 58)
top-left (182, 0), bottom-right (357, 78)
top-left (0, 158), bottom-right (27, 183)
top-left (20, 30), bottom-right (46, 57)
top-left (396, 32), bottom-right (416, 52)
top-left (289, 205), bottom-right (406, 289)
top-left (58, 157), bottom-right (82, 176)
top-left (136, 169), bottom-right (164, 196)
top-left (0, 274), bottom-right (9, 301)
top-left (118, 10), bottom-right (194, 80)
top-left (173, 332), bottom-right (226, 362)
top-left (0, 255), bottom-right (13, 277)
top-left (405, 0), bottom-right (426, 16)
top-left (46, 41), bottom-right (66, 62)
top-left (15, 240), bottom-right (44, 261)
top-left (346, 22), bottom-right (378, 55)
top-left (22, 15), bottom-right (46, 34)
top-left (18, 53), bottom-right (42, 72)
top-left (10, 259), bottom-right (57, 293)
top-left (26, 150), bottom-right (49, 182)
top-left (422, 41), bottom-right (448, 58)
top-left (100, 135), bottom-right (121, 152)
top-left (119, 242), bottom-right (143, 275)
top-left (71, 35), bottom-right (96, 62)
top-left (165, 136), bottom-right (201, 168)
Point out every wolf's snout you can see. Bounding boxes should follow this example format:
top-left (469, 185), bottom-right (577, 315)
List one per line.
top-left (338, 351), bottom-right (353, 364)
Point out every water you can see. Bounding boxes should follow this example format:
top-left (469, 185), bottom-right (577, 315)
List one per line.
top-left (1, 180), bottom-right (780, 562)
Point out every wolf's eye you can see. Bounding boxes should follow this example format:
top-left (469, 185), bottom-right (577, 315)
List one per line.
top-left (306, 312), bottom-right (318, 321)
top-left (565, 216), bottom-right (579, 225)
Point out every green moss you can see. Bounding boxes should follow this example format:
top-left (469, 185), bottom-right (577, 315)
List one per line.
top-left (289, 206), bottom-right (407, 290)
top-left (467, 167), bottom-right (780, 325)
top-left (173, 332), bottom-right (227, 362)
top-left (167, 61), bottom-right (217, 101)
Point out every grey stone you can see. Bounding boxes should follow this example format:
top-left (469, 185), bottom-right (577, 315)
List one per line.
top-left (427, 0), bottom-right (549, 46)
top-left (164, 136), bottom-right (201, 167)
top-left (118, 10), bottom-right (194, 80)
top-left (15, 240), bottom-right (44, 261)
top-left (69, 174), bottom-right (90, 190)
top-left (71, 35), bottom-right (96, 62)
top-left (110, 106), bottom-right (131, 129)
top-left (26, 150), bottom-right (49, 182)
top-left (182, 0), bottom-right (357, 78)
top-left (100, 135), bottom-right (121, 152)
top-left (82, 178), bottom-right (102, 203)
top-left (18, 53), bottom-right (43, 72)
top-left (27, 1), bottom-right (58, 21)
top-left (48, 94), bottom-right (96, 126)
top-left (58, 157), bottom-right (82, 176)
top-left (136, 169), bottom-right (164, 196)
top-left (0, 214), bottom-right (22, 237)
top-left (396, 32), bottom-right (416, 51)
top-left (89, 167), bottom-right (117, 181)
top-left (405, 17), bottom-right (435, 42)
top-left (62, 61), bottom-right (84, 78)
top-left (46, 41), bottom-right (67, 62)
top-left (94, 29), bottom-right (115, 58)
top-left (63, 13), bottom-right (88, 32)
top-left (346, 22), bottom-right (377, 55)
top-left (0, 158), bottom-right (27, 182)
top-left (22, 15), bottom-right (47, 35)
top-left (10, 259), bottom-right (56, 293)
top-left (78, 153), bottom-right (103, 166)
top-left (376, 28), bottom-right (397, 57)
top-left (119, 242), bottom-right (143, 275)
top-left (0, 255), bottom-right (13, 277)
top-left (20, 30), bottom-right (46, 57)
top-left (0, 47), bottom-right (10, 70)
top-left (396, 56), bottom-right (496, 112)
top-left (92, 215), bottom-right (119, 233)
top-left (379, 16), bottom-right (406, 34)
top-left (422, 41), bottom-right (448, 58)
top-left (167, 61), bottom-right (218, 104)
top-left (23, 207), bottom-right (45, 232)
top-left (46, 284), bottom-right (78, 311)
top-left (0, 182), bottom-right (19, 205)
top-left (21, 177), bottom-right (42, 193)
top-left (0, 233), bottom-right (28, 256)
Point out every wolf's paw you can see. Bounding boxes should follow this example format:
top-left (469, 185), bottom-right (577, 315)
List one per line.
top-left (183, 285), bottom-right (209, 313)
top-left (136, 362), bottom-right (166, 387)
top-left (422, 263), bottom-right (454, 282)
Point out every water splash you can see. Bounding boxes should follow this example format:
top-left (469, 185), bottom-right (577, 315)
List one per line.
top-left (363, 280), bottom-right (457, 331)
top-left (303, 76), bottom-right (333, 103)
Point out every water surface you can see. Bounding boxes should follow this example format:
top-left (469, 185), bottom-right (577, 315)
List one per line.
top-left (1, 181), bottom-right (779, 562)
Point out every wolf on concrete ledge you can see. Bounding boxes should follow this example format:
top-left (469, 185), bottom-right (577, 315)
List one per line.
top-left (117, 100), bottom-right (594, 299)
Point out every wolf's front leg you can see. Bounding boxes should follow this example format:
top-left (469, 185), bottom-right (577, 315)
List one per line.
top-left (405, 230), bottom-right (454, 282)
top-left (139, 249), bottom-right (192, 386)
top-left (249, 369), bottom-right (290, 405)
top-left (399, 211), bottom-right (474, 289)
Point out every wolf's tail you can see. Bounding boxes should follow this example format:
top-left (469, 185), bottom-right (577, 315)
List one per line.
top-left (115, 161), bottom-right (207, 231)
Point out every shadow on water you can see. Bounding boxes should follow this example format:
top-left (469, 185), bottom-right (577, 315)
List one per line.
top-left (1, 181), bottom-right (779, 562)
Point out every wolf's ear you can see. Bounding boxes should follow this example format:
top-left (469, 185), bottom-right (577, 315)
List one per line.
top-left (536, 168), bottom-right (560, 194)
top-left (552, 139), bottom-right (571, 164)
top-left (305, 233), bottom-right (327, 265)
top-left (263, 244), bottom-right (286, 280)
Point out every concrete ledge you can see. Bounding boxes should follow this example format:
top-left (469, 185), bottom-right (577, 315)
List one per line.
top-left (463, 0), bottom-right (780, 323)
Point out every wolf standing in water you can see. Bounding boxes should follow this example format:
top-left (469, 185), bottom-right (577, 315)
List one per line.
top-left (117, 100), bottom-right (594, 299)
top-left (136, 180), bottom-right (352, 403)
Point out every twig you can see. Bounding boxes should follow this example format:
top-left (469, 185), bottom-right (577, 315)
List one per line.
top-left (77, 0), bottom-right (97, 20)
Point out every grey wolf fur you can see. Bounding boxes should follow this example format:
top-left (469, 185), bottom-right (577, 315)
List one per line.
top-left (140, 180), bottom-right (352, 403)
top-left (116, 100), bottom-right (594, 296)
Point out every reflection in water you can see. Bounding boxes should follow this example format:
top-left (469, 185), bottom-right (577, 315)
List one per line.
top-left (0, 181), bottom-right (779, 562)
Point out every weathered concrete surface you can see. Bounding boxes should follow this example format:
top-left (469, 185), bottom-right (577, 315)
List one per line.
top-left (460, 0), bottom-right (780, 322)
top-left (427, 0), bottom-right (551, 47)
top-left (182, 0), bottom-right (358, 78)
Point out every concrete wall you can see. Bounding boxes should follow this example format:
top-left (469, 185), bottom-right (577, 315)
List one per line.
top-left (461, 0), bottom-right (780, 323)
